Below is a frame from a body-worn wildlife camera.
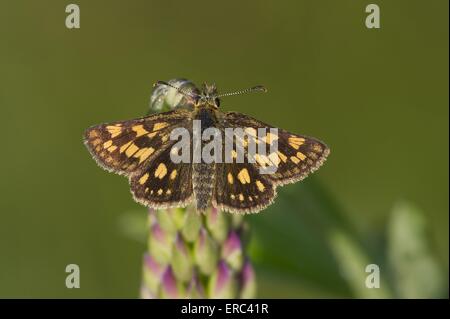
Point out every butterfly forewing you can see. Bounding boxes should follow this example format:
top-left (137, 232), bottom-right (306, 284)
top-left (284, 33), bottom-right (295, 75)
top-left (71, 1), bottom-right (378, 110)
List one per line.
top-left (222, 112), bottom-right (330, 187)
top-left (84, 109), bottom-right (191, 175)
top-left (266, 131), bottom-right (329, 185)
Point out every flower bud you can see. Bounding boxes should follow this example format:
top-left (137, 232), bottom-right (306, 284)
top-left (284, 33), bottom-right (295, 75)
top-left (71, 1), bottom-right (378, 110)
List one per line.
top-left (140, 285), bottom-right (155, 299)
top-left (160, 266), bottom-right (185, 298)
top-left (222, 231), bottom-right (243, 270)
top-left (231, 214), bottom-right (244, 229)
top-left (171, 233), bottom-right (193, 282)
top-left (194, 228), bottom-right (219, 275)
top-left (208, 260), bottom-right (237, 298)
top-left (206, 207), bottom-right (229, 243)
top-left (181, 208), bottom-right (201, 242)
top-left (240, 260), bottom-right (256, 298)
top-left (156, 209), bottom-right (177, 235)
top-left (186, 275), bottom-right (205, 299)
top-left (142, 253), bottom-right (164, 295)
top-left (171, 207), bottom-right (187, 230)
top-left (149, 223), bottom-right (172, 264)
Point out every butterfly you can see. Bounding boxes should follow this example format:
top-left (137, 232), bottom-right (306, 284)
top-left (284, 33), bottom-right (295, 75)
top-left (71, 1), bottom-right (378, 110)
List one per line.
top-left (84, 79), bottom-right (330, 214)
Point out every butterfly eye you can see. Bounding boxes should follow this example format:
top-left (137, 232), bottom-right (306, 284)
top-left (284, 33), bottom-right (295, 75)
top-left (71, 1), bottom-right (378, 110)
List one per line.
top-left (215, 98), bottom-right (221, 107)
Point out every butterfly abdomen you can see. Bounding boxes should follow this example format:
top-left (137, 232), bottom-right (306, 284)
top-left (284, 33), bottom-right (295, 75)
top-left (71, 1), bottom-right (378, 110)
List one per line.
top-left (192, 163), bottom-right (215, 211)
top-left (192, 107), bottom-right (218, 211)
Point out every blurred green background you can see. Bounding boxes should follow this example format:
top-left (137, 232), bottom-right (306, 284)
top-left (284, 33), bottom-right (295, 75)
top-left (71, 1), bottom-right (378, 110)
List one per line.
top-left (0, 0), bottom-right (447, 298)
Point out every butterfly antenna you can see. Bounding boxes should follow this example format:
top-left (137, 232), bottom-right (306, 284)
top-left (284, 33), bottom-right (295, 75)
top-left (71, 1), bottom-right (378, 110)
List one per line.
top-left (216, 85), bottom-right (267, 98)
top-left (154, 80), bottom-right (198, 99)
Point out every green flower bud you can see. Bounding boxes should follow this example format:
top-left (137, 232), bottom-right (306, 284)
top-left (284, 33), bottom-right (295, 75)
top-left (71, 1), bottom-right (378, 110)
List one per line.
top-left (160, 266), bottom-right (185, 298)
top-left (171, 207), bottom-right (187, 230)
top-left (148, 223), bottom-right (172, 264)
top-left (181, 208), bottom-right (201, 242)
top-left (206, 207), bottom-right (229, 243)
top-left (186, 275), bottom-right (205, 299)
top-left (142, 253), bottom-right (165, 294)
top-left (156, 208), bottom-right (178, 235)
top-left (222, 230), bottom-right (244, 270)
top-left (208, 260), bottom-right (237, 298)
top-left (194, 228), bottom-right (219, 275)
top-left (240, 260), bottom-right (257, 299)
top-left (231, 214), bottom-right (244, 229)
top-left (140, 285), bottom-right (154, 299)
top-left (171, 233), bottom-right (193, 282)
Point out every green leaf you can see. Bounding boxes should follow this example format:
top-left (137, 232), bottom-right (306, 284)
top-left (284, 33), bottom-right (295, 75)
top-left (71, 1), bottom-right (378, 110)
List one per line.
top-left (387, 201), bottom-right (445, 298)
top-left (329, 229), bottom-right (392, 298)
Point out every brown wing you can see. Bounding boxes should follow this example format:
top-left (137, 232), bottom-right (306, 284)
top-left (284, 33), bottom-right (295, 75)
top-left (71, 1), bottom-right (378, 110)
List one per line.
top-left (214, 160), bottom-right (275, 214)
top-left (222, 112), bottom-right (329, 186)
top-left (83, 109), bottom-right (191, 176)
top-left (213, 111), bottom-right (329, 213)
top-left (84, 109), bottom-right (194, 209)
top-left (129, 145), bottom-right (193, 209)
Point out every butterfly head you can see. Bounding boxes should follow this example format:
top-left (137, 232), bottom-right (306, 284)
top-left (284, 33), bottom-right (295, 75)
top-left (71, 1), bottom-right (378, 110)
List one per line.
top-left (198, 82), bottom-right (221, 108)
top-left (153, 80), bottom-right (268, 110)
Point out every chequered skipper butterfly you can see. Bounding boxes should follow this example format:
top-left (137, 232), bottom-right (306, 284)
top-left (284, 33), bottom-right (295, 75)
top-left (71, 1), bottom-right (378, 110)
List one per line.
top-left (84, 79), bottom-right (329, 213)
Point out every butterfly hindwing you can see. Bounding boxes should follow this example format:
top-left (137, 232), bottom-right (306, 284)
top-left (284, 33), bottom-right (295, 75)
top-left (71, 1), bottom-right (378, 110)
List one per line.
top-left (214, 161), bottom-right (275, 213)
top-left (130, 145), bottom-right (193, 209)
top-left (84, 109), bottom-right (191, 176)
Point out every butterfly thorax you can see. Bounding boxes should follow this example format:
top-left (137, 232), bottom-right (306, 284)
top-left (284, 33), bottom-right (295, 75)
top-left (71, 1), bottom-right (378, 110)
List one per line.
top-left (192, 105), bottom-right (219, 211)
